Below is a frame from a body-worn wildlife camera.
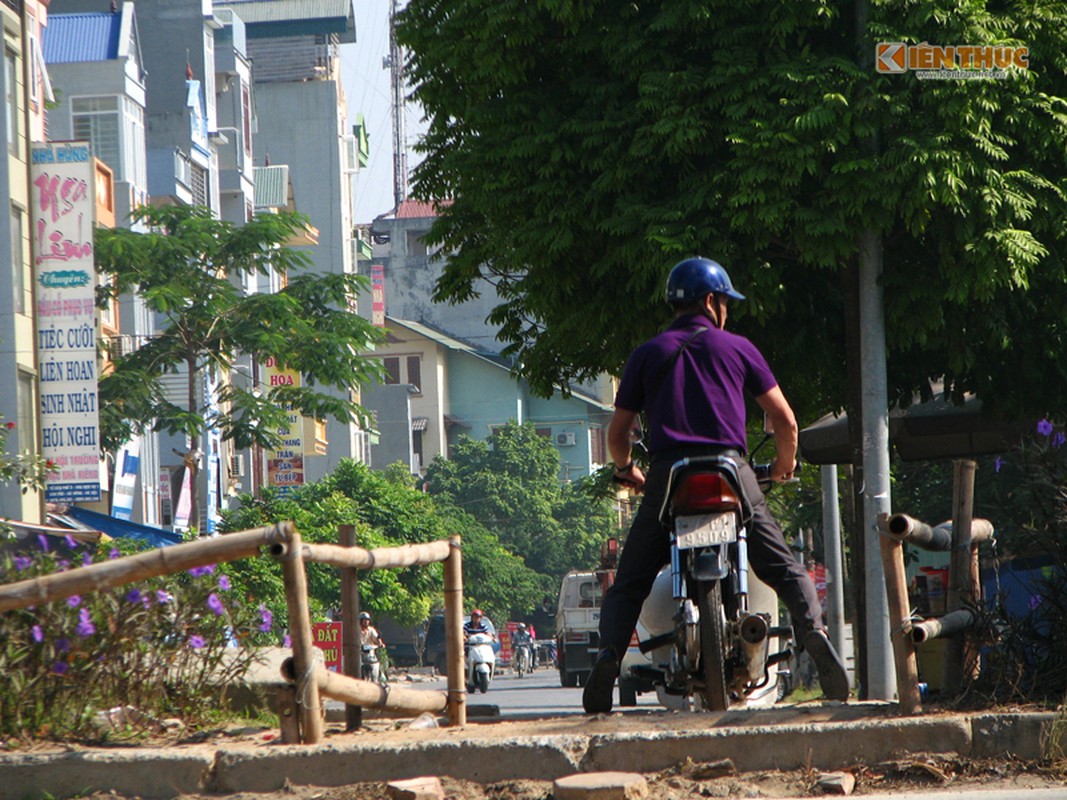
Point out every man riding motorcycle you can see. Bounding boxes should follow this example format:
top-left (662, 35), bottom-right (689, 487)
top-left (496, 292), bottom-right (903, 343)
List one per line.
top-left (359, 611), bottom-right (387, 683)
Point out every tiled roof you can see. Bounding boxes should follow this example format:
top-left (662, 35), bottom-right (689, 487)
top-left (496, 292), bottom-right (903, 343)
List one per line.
top-left (43, 13), bottom-right (122, 63)
top-left (394, 199), bottom-right (452, 219)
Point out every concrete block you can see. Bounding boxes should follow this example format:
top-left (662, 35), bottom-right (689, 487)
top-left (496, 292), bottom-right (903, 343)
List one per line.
top-left (970, 713), bottom-right (1060, 760)
top-left (387, 775), bottom-right (445, 800)
top-left (816, 771), bottom-right (856, 795)
top-left (554, 771), bottom-right (648, 800)
top-left (0, 748), bottom-right (214, 800)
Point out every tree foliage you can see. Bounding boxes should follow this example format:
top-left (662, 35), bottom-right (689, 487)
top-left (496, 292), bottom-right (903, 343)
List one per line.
top-left (94, 204), bottom-right (384, 528)
top-left (423, 420), bottom-right (621, 581)
top-left (398, 0), bottom-right (1067, 422)
top-left (220, 459), bottom-right (546, 625)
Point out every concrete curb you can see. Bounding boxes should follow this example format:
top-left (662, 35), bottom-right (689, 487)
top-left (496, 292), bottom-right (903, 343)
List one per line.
top-left (1, 711), bottom-right (1061, 799)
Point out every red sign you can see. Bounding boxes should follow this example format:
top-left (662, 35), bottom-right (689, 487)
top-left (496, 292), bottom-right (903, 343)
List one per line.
top-left (371, 264), bottom-right (385, 327)
top-left (312, 622), bottom-right (343, 672)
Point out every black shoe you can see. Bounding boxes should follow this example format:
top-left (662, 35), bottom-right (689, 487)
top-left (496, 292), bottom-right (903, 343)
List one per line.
top-left (803, 629), bottom-right (850, 701)
top-left (582, 649), bottom-right (620, 713)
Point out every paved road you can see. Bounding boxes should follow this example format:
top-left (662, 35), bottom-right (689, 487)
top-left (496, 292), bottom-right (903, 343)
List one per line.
top-left (411, 663), bottom-right (662, 718)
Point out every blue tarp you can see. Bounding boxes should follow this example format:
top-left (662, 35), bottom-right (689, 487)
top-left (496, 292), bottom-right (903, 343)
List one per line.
top-left (62, 506), bottom-right (183, 548)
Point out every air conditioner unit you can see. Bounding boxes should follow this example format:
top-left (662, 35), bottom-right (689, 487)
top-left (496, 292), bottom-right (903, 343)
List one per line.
top-left (229, 454), bottom-right (246, 477)
top-left (556, 432), bottom-right (577, 447)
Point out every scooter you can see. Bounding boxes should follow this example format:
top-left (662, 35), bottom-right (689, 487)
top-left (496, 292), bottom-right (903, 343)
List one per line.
top-left (361, 643), bottom-right (386, 685)
top-left (624, 456), bottom-right (793, 711)
top-left (465, 632), bottom-right (496, 693)
top-left (513, 641), bottom-right (532, 677)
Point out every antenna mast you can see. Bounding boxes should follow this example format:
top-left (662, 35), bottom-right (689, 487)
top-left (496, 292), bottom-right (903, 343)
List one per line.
top-left (389, 0), bottom-right (408, 209)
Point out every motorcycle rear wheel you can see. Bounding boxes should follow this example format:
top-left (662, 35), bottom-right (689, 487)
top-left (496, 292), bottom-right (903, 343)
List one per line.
top-left (697, 579), bottom-right (730, 711)
top-left (477, 671), bottom-right (490, 693)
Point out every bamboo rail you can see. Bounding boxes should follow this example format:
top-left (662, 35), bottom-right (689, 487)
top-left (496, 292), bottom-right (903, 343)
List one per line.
top-left (302, 540), bottom-right (452, 570)
top-left (281, 657), bottom-right (448, 714)
top-left (0, 522), bottom-right (294, 613)
top-left (883, 514), bottom-right (994, 551)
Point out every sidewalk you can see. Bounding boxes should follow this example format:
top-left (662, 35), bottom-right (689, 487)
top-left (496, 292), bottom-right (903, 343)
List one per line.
top-left (1, 703), bottom-right (1061, 799)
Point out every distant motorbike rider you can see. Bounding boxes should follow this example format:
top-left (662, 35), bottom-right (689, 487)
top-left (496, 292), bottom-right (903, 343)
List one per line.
top-left (512, 622), bottom-right (534, 670)
top-left (359, 611), bottom-right (386, 682)
top-left (463, 609), bottom-right (496, 641)
top-left (583, 256), bottom-right (850, 714)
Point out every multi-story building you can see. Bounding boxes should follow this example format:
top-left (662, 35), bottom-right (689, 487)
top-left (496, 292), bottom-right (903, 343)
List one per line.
top-left (0, 0), bottom-right (51, 521)
top-left (218, 0), bottom-right (368, 485)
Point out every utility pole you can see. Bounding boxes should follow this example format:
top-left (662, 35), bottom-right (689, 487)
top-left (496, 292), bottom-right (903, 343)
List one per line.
top-left (388, 0), bottom-right (408, 209)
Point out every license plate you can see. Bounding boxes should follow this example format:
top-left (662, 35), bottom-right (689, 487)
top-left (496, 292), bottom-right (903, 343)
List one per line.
top-left (675, 514), bottom-right (737, 549)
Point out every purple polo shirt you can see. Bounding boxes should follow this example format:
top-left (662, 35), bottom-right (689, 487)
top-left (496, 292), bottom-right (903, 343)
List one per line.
top-left (615, 314), bottom-right (778, 454)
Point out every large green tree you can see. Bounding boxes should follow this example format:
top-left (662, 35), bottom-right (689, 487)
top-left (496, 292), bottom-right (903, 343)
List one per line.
top-left (94, 205), bottom-right (384, 528)
top-left (398, 0), bottom-right (1067, 422)
top-left (423, 420), bottom-right (621, 581)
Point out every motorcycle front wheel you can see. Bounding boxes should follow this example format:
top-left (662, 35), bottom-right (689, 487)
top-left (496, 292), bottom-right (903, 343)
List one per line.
top-left (697, 579), bottom-right (730, 711)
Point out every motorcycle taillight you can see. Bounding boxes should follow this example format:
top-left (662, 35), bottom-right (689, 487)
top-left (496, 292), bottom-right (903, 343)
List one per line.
top-left (671, 472), bottom-right (741, 514)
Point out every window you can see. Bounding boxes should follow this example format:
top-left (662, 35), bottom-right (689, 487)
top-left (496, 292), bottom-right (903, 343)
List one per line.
top-left (406, 356), bottom-right (421, 393)
top-left (17, 371), bottom-right (36, 454)
top-left (73, 97), bottom-right (120, 173)
top-left (590, 427), bottom-right (606, 466)
top-left (383, 357), bottom-right (400, 385)
top-left (381, 355), bottom-right (423, 392)
top-left (5, 49), bottom-right (17, 156)
top-left (11, 205), bottom-right (28, 314)
top-left (190, 163), bottom-right (209, 207)
top-left (242, 83), bottom-right (252, 159)
top-left (406, 231), bottom-right (428, 256)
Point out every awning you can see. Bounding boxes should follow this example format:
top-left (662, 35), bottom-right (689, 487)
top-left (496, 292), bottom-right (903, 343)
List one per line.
top-left (55, 506), bottom-right (183, 548)
top-left (411, 416), bottom-right (429, 432)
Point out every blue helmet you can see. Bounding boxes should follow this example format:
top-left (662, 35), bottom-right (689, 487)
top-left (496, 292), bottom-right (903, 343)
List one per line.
top-left (665, 257), bottom-right (745, 305)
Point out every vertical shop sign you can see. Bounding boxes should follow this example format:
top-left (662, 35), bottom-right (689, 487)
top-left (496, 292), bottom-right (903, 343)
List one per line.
top-left (111, 437), bottom-right (141, 521)
top-left (263, 356), bottom-right (305, 495)
top-left (371, 264), bottom-right (385, 327)
top-left (31, 141), bottom-right (100, 503)
top-left (312, 621), bottom-right (343, 671)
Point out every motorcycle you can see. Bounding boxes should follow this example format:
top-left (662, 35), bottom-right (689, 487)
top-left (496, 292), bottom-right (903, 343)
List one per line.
top-left (513, 641), bottom-right (532, 677)
top-left (465, 632), bottom-right (496, 693)
top-left (624, 455), bottom-right (793, 711)
top-left (361, 643), bottom-right (387, 685)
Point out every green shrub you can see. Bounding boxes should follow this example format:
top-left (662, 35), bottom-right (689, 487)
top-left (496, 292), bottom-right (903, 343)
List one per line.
top-left (0, 535), bottom-right (279, 743)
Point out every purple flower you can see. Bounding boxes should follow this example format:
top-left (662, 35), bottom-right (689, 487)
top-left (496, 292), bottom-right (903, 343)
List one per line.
top-left (1037, 418), bottom-right (1054, 437)
top-left (31, 625), bottom-right (43, 643)
top-left (37, 534), bottom-right (49, 552)
top-left (82, 552), bottom-right (93, 566)
top-left (217, 575), bottom-right (231, 591)
top-left (156, 590), bottom-right (173, 605)
top-left (76, 608), bottom-right (95, 637)
top-left (206, 593), bottom-right (225, 616)
top-left (283, 634), bottom-right (292, 648)
top-left (109, 548), bottom-right (121, 560)
top-left (188, 565), bottom-right (215, 577)
top-left (994, 456), bottom-right (1004, 473)
top-left (1053, 431), bottom-right (1066, 449)
top-left (13, 555), bottom-right (31, 571)
top-left (258, 606), bottom-right (273, 633)
top-left (55, 638), bottom-right (70, 653)
top-left (66, 595), bottom-right (81, 608)
top-left (52, 661), bottom-right (69, 675)
top-left (126, 588), bottom-right (142, 604)
top-left (188, 635), bottom-right (206, 650)
top-left (57, 559), bottom-right (71, 571)
top-left (64, 535), bottom-right (78, 549)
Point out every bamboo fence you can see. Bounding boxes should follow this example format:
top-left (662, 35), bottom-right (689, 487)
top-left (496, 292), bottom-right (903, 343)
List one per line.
top-left (0, 521), bottom-right (466, 744)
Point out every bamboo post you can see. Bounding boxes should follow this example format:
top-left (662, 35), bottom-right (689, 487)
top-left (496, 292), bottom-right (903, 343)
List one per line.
top-left (276, 530), bottom-right (324, 744)
top-left (339, 525), bottom-right (362, 731)
top-left (877, 513), bottom-right (922, 715)
top-left (0, 522), bottom-right (294, 613)
top-left (944, 459), bottom-right (979, 690)
top-left (276, 685), bottom-right (301, 743)
top-left (443, 535), bottom-right (466, 726)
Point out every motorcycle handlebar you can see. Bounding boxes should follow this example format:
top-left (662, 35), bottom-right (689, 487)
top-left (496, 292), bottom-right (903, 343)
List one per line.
top-left (753, 461), bottom-right (803, 489)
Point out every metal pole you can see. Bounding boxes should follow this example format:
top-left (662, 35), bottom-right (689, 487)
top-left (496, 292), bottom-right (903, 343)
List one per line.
top-left (821, 465), bottom-right (848, 668)
top-left (858, 227), bottom-right (895, 700)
